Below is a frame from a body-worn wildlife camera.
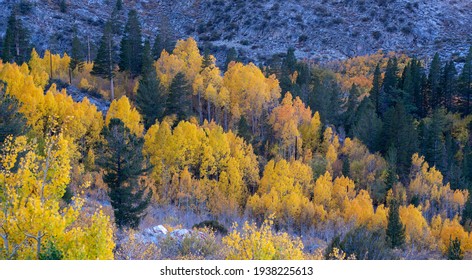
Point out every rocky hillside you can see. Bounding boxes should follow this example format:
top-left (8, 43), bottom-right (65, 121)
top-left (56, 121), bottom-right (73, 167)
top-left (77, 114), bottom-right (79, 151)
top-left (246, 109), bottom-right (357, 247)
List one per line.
top-left (0, 0), bottom-right (471, 63)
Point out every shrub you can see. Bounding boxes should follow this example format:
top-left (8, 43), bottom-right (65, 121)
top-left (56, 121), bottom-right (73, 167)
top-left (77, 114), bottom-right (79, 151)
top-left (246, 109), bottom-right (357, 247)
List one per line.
top-left (193, 220), bottom-right (229, 235)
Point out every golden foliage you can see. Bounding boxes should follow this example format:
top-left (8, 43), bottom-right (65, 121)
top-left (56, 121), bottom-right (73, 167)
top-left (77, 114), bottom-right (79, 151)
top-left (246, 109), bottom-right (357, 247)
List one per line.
top-left (223, 217), bottom-right (305, 260)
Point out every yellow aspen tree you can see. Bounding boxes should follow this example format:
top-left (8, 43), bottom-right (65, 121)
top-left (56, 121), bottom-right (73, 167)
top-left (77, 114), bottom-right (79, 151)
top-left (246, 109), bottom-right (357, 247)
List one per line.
top-left (0, 135), bottom-right (114, 260)
top-left (106, 96), bottom-right (144, 136)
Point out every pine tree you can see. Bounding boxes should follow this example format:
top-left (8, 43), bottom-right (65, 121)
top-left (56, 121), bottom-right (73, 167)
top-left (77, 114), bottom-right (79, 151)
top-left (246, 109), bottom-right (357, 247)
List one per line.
top-left (280, 47), bottom-right (297, 94)
top-left (224, 47), bottom-right (238, 71)
top-left (461, 186), bottom-right (472, 230)
top-left (136, 41), bottom-right (166, 129)
top-left (343, 84), bottom-right (361, 134)
top-left (370, 63), bottom-right (382, 115)
top-left (386, 198), bottom-right (406, 248)
top-left (152, 34), bottom-right (164, 60)
top-left (441, 61), bottom-right (457, 111)
top-left (98, 118), bottom-right (152, 229)
top-left (59, 0), bottom-right (67, 13)
top-left (165, 72), bottom-right (193, 122)
top-left (119, 10), bottom-right (143, 77)
top-left (91, 22), bottom-right (115, 100)
top-left (0, 86), bottom-right (27, 144)
top-left (381, 102), bottom-right (418, 178)
top-left (428, 53), bottom-right (442, 110)
top-left (115, 0), bottom-right (123, 11)
top-left (69, 35), bottom-right (84, 83)
top-left (382, 57), bottom-right (399, 111)
top-left (1, 11), bottom-right (31, 64)
top-left (352, 97), bottom-right (383, 152)
top-left (459, 46), bottom-right (472, 115)
top-left (447, 237), bottom-right (463, 260)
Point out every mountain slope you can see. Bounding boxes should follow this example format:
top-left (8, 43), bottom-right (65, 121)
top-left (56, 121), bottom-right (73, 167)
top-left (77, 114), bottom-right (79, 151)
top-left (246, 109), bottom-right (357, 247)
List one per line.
top-left (0, 0), bottom-right (471, 63)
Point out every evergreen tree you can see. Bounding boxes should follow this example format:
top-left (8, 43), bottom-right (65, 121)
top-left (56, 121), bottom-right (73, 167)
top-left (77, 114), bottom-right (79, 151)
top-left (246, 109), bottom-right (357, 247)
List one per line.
top-left (459, 46), bottom-right (472, 115)
top-left (91, 22), bottom-right (115, 100)
top-left (136, 41), bottom-right (166, 129)
top-left (152, 34), bottom-right (164, 60)
top-left (418, 108), bottom-right (448, 172)
top-left (382, 57), bottom-right (399, 111)
top-left (310, 67), bottom-right (343, 126)
top-left (119, 10), bottom-right (143, 77)
top-left (386, 198), bottom-right (406, 248)
top-left (98, 118), bottom-right (152, 229)
top-left (69, 35), bottom-right (84, 83)
top-left (428, 53), bottom-right (442, 110)
top-left (441, 61), bottom-right (457, 111)
top-left (115, 0), bottom-right (123, 11)
top-left (165, 72), bottom-right (193, 122)
top-left (461, 186), bottom-right (472, 230)
top-left (59, 0), bottom-right (67, 13)
top-left (1, 11), bottom-right (31, 64)
top-left (381, 102), bottom-right (418, 178)
top-left (447, 237), bottom-right (463, 260)
top-left (370, 63), bottom-right (382, 115)
top-left (0, 85), bottom-right (27, 144)
top-left (224, 47), bottom-right (238, 71)
top-left (343, 84), bottom-right (361, 134)
top-left (352, 97), bottom-right (383, 152)
top-left (385, 146), bottom-right (399, 192)
top-left (280, 47), bottom-right (297, 94)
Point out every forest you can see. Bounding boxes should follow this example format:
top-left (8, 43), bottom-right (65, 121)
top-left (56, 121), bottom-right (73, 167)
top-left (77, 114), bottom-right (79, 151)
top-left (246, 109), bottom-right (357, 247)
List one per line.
top-left (1, 2), bottom-right (472, 260)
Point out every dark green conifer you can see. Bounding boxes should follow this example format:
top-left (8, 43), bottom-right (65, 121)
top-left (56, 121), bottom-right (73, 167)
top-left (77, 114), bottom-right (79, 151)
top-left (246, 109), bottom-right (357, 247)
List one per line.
top-left (136, 40), bottom-right (166, 129)
top-left (119, 10), bottom-right (143, 77)
top-left (1, 11), bottom-right (31, 64)
top-left (386, 198), bottom-right (406, 248)
top-left (91, 22), bottom-right (115, 99)
top-left (447, 237), bottom-right (463, 260)
top-left (98, 118), bottom-right (152, 229)
top-left (165, 72), bottom-right (193, 122)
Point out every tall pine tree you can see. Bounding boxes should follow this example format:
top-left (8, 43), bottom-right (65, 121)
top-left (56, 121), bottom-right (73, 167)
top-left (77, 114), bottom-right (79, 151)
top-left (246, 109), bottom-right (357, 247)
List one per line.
top-left (136, 41), bottom-right (166, 129)
top-left (98, 118), bottom-right (152, 229)
top-left (119, 10), bottom-right (143, 77)
top-left (69, 35), bottom-right (84, 83)
top-left (370, 63), bottom-right (382, 115)
top-left (428, 53), bottom-right (442, 110)
top-left (459, 46), bottom-right (472, 115)
top-left (91, 22), bottom-right (116, 100)
top-left (1, 11), bottom-right (31, 64)
top-left (386, 197), bottom-right (406, 248)
top-left (165, 72), bottom-right (193, 122)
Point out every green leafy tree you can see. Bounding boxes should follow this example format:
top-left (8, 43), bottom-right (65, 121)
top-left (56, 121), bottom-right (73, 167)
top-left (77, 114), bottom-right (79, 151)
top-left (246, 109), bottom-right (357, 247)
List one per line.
top-left (386, 198), bottom-right (406, 248)
top-left (98, 118), bottom-right (152, 229)
top-left (91, 22), bottom-right (115, 100)
top-left (119, 10), bottom-right (143, 77)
